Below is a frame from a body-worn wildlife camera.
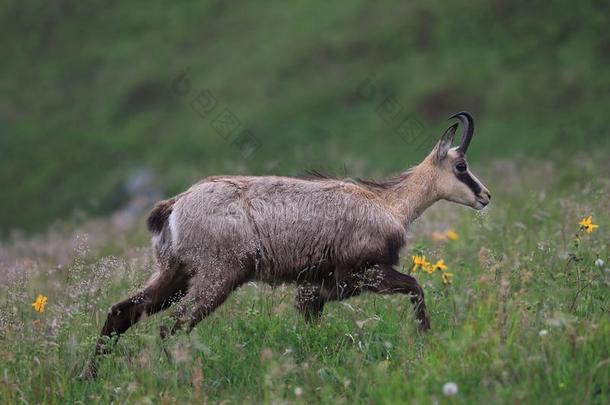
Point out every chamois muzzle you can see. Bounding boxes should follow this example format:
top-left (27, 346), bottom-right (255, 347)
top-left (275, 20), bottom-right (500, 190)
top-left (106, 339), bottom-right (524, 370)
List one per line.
top-left (448, 111), bottom-right (474, 154)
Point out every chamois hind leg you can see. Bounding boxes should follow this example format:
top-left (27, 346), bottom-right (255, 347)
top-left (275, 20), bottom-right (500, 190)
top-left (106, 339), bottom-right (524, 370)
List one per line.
top-left (366, 264), bottom-right (430, 331)
top-left (80, 267), bottom-right (190, 379)
top-left (160, 261), bottom-right (248, 340)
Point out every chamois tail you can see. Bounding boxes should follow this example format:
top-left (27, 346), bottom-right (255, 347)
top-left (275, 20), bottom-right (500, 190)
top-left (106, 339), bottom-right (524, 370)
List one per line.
top-left (147, 198), bottom-right (176, 234)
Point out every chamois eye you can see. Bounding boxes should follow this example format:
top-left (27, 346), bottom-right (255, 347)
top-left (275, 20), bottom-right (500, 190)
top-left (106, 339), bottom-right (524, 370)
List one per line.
top-left (456, 162), bottom-right (467, 172)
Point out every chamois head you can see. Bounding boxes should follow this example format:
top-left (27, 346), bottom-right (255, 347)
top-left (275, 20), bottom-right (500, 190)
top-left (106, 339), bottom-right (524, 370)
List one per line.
top-left (424, 112), bottom-right (491, 210)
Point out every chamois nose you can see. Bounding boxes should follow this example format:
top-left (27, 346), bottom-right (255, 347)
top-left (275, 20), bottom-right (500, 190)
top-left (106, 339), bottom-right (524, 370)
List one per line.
top-left (477, 190), bottom-right (491, 208)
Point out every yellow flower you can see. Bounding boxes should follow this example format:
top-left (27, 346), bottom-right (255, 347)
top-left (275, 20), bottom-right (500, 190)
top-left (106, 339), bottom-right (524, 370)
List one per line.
top-left (412, 255), bottom-right (431, 273)
top-left (32, 294), bottom-right (47, 313)
top-left (433, 260), bottom-right (448, 272)
top-left (423, 262), bottom-right (436, 273)
top-left (579, 216), bottom-right (598, 234)
top-left (412, 255), bottom-right (426, 266)
top-left (441, 272), bottom-right (454, 285)
top-left (446, 229), bottom-right (459, 241)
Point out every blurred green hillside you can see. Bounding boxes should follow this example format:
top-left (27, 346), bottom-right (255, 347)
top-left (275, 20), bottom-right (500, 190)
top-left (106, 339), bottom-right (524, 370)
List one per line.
top-left (1, 0), bottom-right (608, 233)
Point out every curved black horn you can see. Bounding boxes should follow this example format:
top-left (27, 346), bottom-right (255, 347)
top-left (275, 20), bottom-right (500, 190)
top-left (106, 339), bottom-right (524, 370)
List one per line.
top-left (448, 111), bottom-right (474, 154)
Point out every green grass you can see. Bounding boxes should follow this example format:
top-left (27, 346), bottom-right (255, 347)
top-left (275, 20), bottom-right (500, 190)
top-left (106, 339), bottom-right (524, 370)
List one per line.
top-left (1, 155), bottom-right (608, 403)
top-left (1, 1), bottom-right (609, 402)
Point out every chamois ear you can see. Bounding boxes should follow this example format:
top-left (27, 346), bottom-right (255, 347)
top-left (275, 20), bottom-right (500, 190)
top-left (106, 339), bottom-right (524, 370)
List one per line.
top-left (434, 123), bottom-right (457, 162)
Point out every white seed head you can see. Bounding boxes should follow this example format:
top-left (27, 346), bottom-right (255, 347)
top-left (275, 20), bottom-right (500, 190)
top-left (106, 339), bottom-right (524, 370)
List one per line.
top-left (539, 329), bottom-right (548, 337)
top-left (442, 382), bottom-right (458, 396)
top-left (595, 258), bottom-right (604, 268)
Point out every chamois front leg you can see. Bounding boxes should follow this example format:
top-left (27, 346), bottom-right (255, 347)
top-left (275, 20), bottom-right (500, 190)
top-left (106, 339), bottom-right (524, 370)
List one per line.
top-left (367, 264), bottom-right (430, 331)
top-left (294, 276), bottom-right (365, 322)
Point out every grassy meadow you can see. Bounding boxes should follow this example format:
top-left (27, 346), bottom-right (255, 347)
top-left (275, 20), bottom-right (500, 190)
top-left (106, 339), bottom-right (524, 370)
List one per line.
top-left (1, 0), bottom-right (609, 403)
top-left (0, 154), bottom-right (608, 403)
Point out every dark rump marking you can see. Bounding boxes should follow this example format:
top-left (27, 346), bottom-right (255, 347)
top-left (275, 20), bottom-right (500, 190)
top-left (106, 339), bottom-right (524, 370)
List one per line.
top-left (147, 198), bottom-right (175, 234)
top-left (456, 172), bottom-right (481, 196)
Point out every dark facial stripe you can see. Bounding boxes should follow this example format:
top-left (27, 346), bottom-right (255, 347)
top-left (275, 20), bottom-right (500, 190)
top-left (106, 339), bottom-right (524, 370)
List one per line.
top-left (456, 172), bottom-right (481, 196)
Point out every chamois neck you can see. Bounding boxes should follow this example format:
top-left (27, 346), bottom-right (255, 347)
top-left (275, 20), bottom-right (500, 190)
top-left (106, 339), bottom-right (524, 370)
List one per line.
top-left (383, 164), bottom-right (439, 224)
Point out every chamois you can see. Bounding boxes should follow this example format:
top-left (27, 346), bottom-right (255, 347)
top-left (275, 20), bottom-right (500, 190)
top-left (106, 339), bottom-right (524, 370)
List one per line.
top-left (81, 111), bottom-right (491, 379)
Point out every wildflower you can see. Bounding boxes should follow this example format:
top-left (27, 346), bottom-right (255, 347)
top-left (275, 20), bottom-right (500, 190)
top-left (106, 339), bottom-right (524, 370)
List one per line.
top-left (446, 229), bottom-right (459, 241)
top-left (539, 329), bottom-right (548, 337)
top-left (294, 387), bottom-right (303, 397)
top-left (441, 272), bottom-right (454, 285)
top-left (32, 295), bottom-right (48, 313)
top-left (595, 258), bottom-right (604, 268)
top-left (433, 260), bottom-right (448, 271)
top-left (412, 255), bottom-right (427, 267)
top-left (579, 216), bottom-right (598, 234)
top-left (422, 262), bottom-right (436, 274)
top-left (411, 255), bottom-right (431, 272)
top-left (442, 382), bottom-right (458, 396)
